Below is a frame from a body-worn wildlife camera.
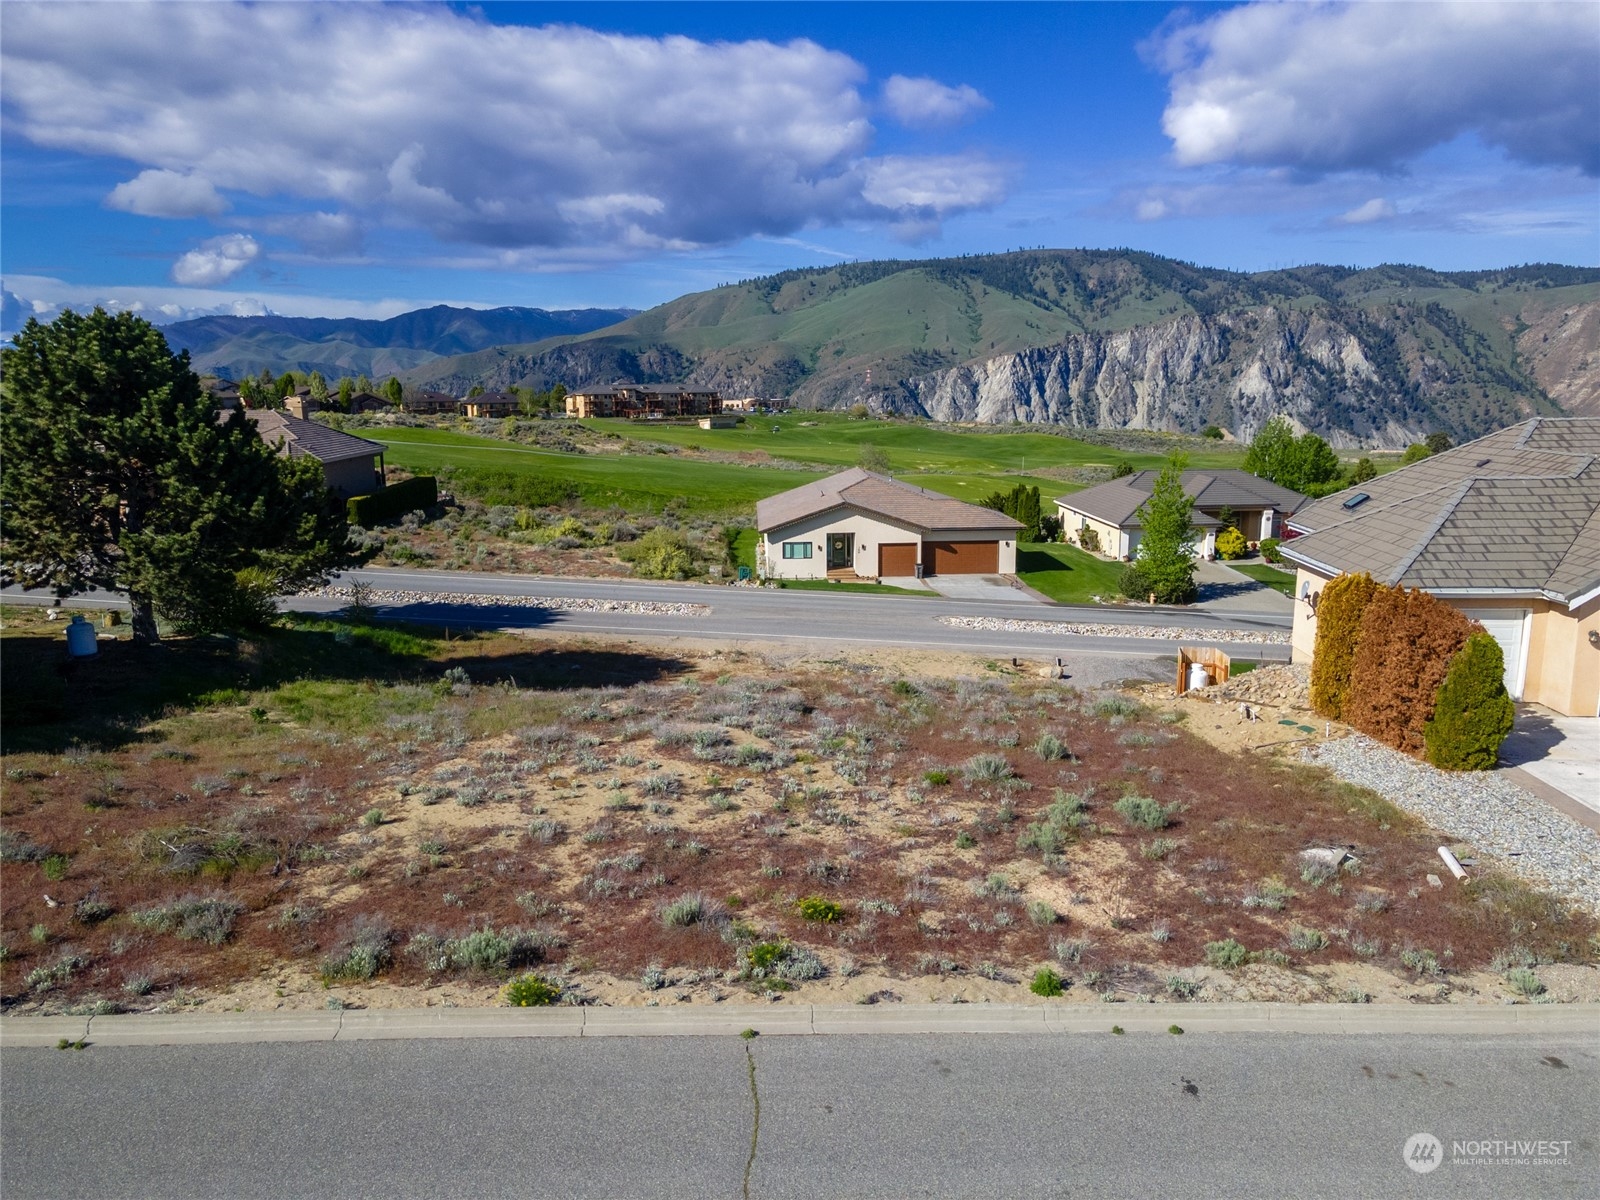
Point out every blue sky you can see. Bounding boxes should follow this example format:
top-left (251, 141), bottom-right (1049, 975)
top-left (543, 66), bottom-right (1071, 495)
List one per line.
top-left (2, 1), bottom-right (1596, 326)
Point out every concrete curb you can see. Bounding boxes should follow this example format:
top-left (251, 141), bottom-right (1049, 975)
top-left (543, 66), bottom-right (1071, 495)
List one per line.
top-left (3, 1003), bottom-right (1594, 1048)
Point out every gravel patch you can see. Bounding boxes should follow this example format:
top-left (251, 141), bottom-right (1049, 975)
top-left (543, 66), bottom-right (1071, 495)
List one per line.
top-left (298, 587), bottom-right (709, 617)
top-left (938, 615), bottom-right (1289, 645)
top-left (1301, 735), bottom-right (1600, 914)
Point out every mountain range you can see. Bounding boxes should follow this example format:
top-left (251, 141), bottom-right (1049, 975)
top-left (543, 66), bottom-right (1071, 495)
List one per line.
top-left (177, 251), bottom-right (1600, 447)
top-left (162, 304), bottom-right (636, 380)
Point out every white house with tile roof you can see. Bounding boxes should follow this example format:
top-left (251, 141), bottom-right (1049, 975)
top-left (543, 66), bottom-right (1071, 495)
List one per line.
top-left (756, 469), bottom-right (1023, 581)
top-left (1281, 417), bottom-right (1600, 716)
top-left (1055, 469), bottom-right (1309, 561)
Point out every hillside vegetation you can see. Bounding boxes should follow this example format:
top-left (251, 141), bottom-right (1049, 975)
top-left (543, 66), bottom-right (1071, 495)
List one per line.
top-left (400, 252), bottom-right (1599, 448)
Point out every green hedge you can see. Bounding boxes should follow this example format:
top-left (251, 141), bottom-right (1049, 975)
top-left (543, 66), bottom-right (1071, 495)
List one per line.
top-left (347, 475), bottom-right (438, 527)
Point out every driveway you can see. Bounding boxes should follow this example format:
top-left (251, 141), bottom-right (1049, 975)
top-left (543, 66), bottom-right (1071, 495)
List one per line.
top-left (1191, 559), bottom-right (1295, 619)
top-left (1499, 705), bottom-right (1600, 818)
top-left (916, 574), bottom-right (1048, 604)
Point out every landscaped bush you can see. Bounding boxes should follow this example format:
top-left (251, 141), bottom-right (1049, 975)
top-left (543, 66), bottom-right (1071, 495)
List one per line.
top-left (347, 475), bottom-right (438, 527)
top-left (617, 526), bottom-right (695, 580)
top-left (1076, 525), bottom-right (1101, 554)
top-left (1259, 537), bottom-right (1282, 564)
top-left (1118, 563), bottom-right (1149, 600)
top-left (1309, 571), bottom-right (1377, 719)
top-left (1112, 795), bottom-right (1179, 831)
top-left (1424, 632), bottom-right (1515, 771)
top-left (1344, 586), bottom-right (1476, 756)
top-left (1215, 527), bottom-right (1247, 560)
top-left (504, 974), bottom-right (561, 1006)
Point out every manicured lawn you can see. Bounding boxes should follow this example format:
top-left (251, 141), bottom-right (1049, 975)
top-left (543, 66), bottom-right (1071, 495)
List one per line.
top-left (1228, 562), bottom-right (1297, 596)
top-left (1014, 542), bottom-right (1128, 605)
top-left (773, 579), bottom-right (937, 597)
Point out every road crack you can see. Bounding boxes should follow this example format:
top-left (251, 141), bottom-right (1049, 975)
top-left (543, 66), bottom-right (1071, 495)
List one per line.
top-left (743, 1044), bottom-right (760, 1200)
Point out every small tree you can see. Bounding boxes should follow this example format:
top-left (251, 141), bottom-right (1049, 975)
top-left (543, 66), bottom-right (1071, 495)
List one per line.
top-left (276, 371), bottom-right (298, 399)
top-left (1400, 443), bottom-right (1432, 465)
top-left (1425, 432), bottom-right (1453, 455)
top-left (1132, 453), bottom-right (1197, 604)
top-left (1243, 417), bottom-right (1296, 481)
top-left (308, 371), bottom-right (329, 404)
top-left (1201, 424), bottom-right (1225, 440)
top-left (1424, 633), bottom-right (1515, 770)
top-left (857, 443), bottom-right (890, 473)
top-left (383, 377), bottom-right (403, 406)
top-left (1111, 461), bottom-right (1134, 479)
top-left (337, 377), bottom-right (354, 408)
top-left (1, 309), bottom-right (348, 643)
top-left (1344, 586), bottom-right (1476, 755)
top-left (1309, 572), bottom-right (1377, 719)
top-left (1350, 457), bottom-right (1377, 484)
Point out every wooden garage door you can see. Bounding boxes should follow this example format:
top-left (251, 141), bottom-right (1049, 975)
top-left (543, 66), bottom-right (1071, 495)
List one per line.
top-left (878, 542), bottom-right (918, 578)
top-left (927, 540), bottom-right (998, 575)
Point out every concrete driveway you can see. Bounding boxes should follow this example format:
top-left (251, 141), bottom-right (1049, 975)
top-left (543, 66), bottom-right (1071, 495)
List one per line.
top-left (1499, 705), bottom-right (1599, 818)
top-left (917, 574), bottom-right (1048, 604)
top-left (1192, 559), bottom-right (1295, 619)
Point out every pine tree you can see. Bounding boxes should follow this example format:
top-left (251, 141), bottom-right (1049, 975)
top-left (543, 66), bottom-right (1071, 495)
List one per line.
top-left (383, 377), bottom-right (403, 405)
top-left (1308, 571), bottom-right (1378, 719)
top-left (1, 309), bottom-right (349, 643)
top-left (1133, 453), bottom-right (1198, 604)
top-left (308, 371), bottom-right (329, 403)
top-left (276, 371), bottom-right (298, 399)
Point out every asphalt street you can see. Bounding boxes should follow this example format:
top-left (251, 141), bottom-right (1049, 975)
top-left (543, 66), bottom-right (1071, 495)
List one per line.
top-left (2, 566), bottom-right (1293, 676)
top-left (2, 1031), bottom-right (1593, 1199)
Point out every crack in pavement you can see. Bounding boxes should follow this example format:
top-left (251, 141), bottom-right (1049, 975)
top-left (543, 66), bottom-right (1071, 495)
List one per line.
top-left (743, 1044), bottom-right (760, 1200)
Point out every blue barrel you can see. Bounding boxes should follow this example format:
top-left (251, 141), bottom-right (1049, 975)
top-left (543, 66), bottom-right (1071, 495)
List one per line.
top-left (65, 614), bottom-right (98, 657)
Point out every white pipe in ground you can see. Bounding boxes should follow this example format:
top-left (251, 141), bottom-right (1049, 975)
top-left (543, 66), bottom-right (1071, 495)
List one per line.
top-left (1437, 846), bottom-right (1468, 881)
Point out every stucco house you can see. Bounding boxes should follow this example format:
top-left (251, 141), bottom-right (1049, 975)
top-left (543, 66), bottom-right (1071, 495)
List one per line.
top-left (243, 410), bottom-right (386, 498)
top-left (756, 468), bottom-right (1022, 581)
top-left (1280, 417), bottom-right (1600, 717)
top-left (461, 391), bottom-right (520, 418)
top-left (565, 383), bottom-right (722, 419)
top-left (1055, 469), bottom-right (1308, 560)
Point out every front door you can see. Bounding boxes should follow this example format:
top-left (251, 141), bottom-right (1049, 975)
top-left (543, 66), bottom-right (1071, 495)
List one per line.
top-left (827, 532), bottom-right (854, 570)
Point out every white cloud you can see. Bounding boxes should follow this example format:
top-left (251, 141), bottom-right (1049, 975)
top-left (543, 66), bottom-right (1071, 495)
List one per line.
top-left (882, 75), bottom-right (990, 128)
top-left (1336, 198), bottom-right (1398, 226)
top-left (171, 234), bottom-right (260, 286)
top-left (105, 168), bottom-right (227, 218)
top-left (1135, 198), bottom-right (1169, 222)
top-left (1, 4), bottom-right (1007, 256)
top-left (1150, 2), bottom-right (1599, 175)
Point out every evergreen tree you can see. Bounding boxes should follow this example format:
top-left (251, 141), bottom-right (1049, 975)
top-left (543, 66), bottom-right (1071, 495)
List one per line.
top-left (337, 377), bottom-right (354, 408)
top-left (308, 371), bottom-right (329, 403)
top-left (1424, 632), bottom-right (1515, 770)
top-left (1, 309), bottom-right (349, 643)
top-left (857, 443), bottom-right (890, 473)
top-left (276, 371), bottom-right (298, 399)
top-left (1425, 431), bottom-right (1453, 455)
top-left (1350, 457), bottom-right (1377, 484)
top-left (355, 374), bottom-right (373, 395)
top-left (1133, 453), bottom-right (1198, 604)
top-left (383, 377), bottom-right (403, 405)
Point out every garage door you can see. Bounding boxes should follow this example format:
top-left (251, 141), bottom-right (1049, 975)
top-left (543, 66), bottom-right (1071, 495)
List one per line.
top-left (927, 540), bottom-right (998, 575)
top-left (1459, 608), bottom-right (1529, 699)
top-left (878, 542), bottom-right (918, 578)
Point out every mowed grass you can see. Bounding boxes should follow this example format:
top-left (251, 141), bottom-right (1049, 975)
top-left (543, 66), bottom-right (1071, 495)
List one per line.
top-left (1015, 543), bottom-right (1129, 605)
top-left (1228, 563), bottom-right (1297, 596)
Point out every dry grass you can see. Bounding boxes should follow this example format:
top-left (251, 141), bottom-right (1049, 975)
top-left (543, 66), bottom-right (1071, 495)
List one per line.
top-left (3, 615), bottom-right (1594, 1012)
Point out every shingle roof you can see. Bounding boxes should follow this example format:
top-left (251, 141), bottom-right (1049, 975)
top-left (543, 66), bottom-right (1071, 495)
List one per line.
top-left (757, 468), bottom-right (1024, 535)
top-left (245, 410), bottom-right (386, 465)
top-left (1054, 469), bottom-right (1289, 529)
top-left (1282, 417), bottom-right (1600, 606)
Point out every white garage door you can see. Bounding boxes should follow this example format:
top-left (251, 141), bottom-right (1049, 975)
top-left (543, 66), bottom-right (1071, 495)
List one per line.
top-left (1459, 608), bottom-right (1529, 699)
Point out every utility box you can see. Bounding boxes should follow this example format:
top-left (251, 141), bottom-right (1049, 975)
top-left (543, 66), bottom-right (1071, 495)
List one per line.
top-left (1176, 646), bottom-right (1231, 696)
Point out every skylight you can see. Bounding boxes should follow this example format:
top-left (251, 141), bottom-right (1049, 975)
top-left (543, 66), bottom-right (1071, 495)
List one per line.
top-left (1341, 492), bottom-right (1370, 510)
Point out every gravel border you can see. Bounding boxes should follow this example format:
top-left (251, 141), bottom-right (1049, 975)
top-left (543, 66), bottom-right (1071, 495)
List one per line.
top-left (938, 615), bottom-right (1289, 645)
top-left (1300, 735), bottom-right (1600, 914)
top-left (298, 587), bottom-right (710, 617)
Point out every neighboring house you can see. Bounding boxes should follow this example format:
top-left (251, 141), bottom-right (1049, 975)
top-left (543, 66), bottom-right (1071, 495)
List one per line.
top-left (1281, 417), bottom-right (1600, 717)
top-left (241, 410), bottom-right (386, 498)
top-left (347, 391), bottom-right (393, 415)
top-left (1055, 469), bottom-right (1308, 561)
top-left (461, 391), bottom-right (520, 418)
top-left (565, 382), bottom-right (722, 419)
top-left (756, 468), bottom-right (1023, 581)
top-left (403, 390), bottom-right (460, 416)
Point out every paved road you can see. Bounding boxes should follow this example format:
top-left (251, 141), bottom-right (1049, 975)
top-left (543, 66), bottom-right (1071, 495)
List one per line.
top-left (3, 568), bottom-right (1289, 676)
top-left (3, 1031), bottom-right (1592, 1198)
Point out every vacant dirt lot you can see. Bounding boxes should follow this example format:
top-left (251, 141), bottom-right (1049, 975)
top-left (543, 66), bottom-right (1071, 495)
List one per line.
top-left (2, 610), bottom-right (1593, 1015)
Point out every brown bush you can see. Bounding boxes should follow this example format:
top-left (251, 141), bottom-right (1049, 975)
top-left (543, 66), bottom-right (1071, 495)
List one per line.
top-left (1309, 571), bottom-right (1377, 719)
top-left (1343, 586), bottom-right (1477, 755)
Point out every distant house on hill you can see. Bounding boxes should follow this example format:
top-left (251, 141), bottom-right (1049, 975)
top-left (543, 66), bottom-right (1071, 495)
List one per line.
top-left (238, 409), bottom-right (386, 498)
top-left (1282, 417), bottom-right (1600, 716)
top-left (402, 390), bottom-right (460, 416)
top-left (565, 382), bottom-right (722, 419)
top-left (461, 390), bottom-right (520, 418)
top-left (347, 390), bottom-right (393, 415)
top-left (1056, 469), bottom-right (1309, 560)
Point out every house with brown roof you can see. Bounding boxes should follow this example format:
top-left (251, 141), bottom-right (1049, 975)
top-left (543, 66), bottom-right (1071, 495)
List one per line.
top-left (756, 468), bottom-right (1023, 581)
top-left (243, 410), bottom-right (386, 498)
top-left (402, 389), bottom-right (460, 416)
top-left (1281, 417), bottom-right (1600, 716)
top-left (1055, 469), bottom-right (1309, 560)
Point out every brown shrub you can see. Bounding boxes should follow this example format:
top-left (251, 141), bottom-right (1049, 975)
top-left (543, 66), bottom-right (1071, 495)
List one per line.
top-left (1309, 571), bottom-right (1377, 719)
top-left (1343, 586), bottom-right (1476, 755)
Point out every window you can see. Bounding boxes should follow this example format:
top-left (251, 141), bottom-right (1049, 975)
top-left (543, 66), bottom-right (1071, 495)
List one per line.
top-left (781, 541), bottom-right (812, 560)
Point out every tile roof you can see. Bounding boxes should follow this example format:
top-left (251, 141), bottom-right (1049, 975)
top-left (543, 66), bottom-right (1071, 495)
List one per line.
top-left (244, 410), bottom-right (386, 465)
top-left (1054, 468), bottom-right (1295, 529)
top-left (757, 468), bottom-right (1024, 535)
top-left (1282, 417), bottom-right (1600, 606)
